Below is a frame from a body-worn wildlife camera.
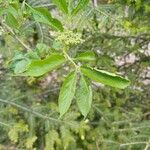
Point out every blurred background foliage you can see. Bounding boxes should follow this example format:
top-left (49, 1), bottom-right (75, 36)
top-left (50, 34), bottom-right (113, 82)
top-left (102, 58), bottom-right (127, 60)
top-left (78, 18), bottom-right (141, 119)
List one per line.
top-left (0, 0), bottom-right (150, 149)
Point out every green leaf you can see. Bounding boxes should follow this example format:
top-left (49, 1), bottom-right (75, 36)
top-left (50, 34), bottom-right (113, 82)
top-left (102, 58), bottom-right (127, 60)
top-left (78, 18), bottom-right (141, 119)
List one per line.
top-left (22, 54), bottom-right (66, 77)
top-left (0, 8), bottom-right (5, 16)
top-left (14, 59), bottom-right (30, 74)
top-left (52, 0), bottom-right (68, 14)
top-left (52, 40), bottom-right (62, 51)
top-left (30, 7), bottom-right (63, 31)
top-left (81, 67), bottom-right (130, 89)
top-left (71, 0), bottom-right (90, 15)
top-left (36, 43), bottom-right (50, 57)
top-left (25, 51), bottom-right (40, 60)
top-left (12, 52), bottom-right (25, 61)
top-left (76, 75), bottom-right (92, 118)
top-left (75, 51), bottom-right (96, 61)
top-left (58, 71), bottom-right (77, 117)
top-left (6, 12), bottom-right (19, 30)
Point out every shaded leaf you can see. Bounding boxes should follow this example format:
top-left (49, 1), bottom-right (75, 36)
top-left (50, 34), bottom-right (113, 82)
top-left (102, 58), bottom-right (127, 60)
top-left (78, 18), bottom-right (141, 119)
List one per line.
top-left (6, 12), bottom-right (19, 30)
top-left (52, 0), bottom-right (68, 14)
top-left (12, 53), bottom-right (25, 61)
top-left (71, 0), bottom-right (90, 15)
top-left (76, 75), bottom-right (92, 117)
top-left (0, 8), bottom-right (5, 16)
top-left (22, 54), bottom-right (66, 77)
top-left (81, 67), bottom-right (130, 89)
top-left (30, 7), bottom-right (63, 31)
top-left (52, 40), bottom-right (62, 51)
top-left (25, 51), bottom-right (40, 60)
top-left (14, 59), bottom-right (30, 74)
top-left (75, 51), bottom-right (96, 61)
top-left (58, 71), bottom-right (77, 117)
top-left (36, 43), bottom-right (50, 58)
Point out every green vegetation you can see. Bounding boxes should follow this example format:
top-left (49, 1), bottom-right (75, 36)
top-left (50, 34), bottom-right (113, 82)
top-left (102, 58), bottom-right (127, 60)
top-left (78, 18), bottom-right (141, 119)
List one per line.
top-left (0, 0), bottom-right (150, 149)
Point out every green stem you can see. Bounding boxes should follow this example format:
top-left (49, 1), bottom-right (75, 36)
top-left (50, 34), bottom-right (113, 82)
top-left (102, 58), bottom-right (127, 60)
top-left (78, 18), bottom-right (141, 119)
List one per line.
top-left (0, 98), bottom-right (77, 127)
top-left (63, 48), bottom-right (79, 71)
top-left (0, 20), bottom-right (31, 51)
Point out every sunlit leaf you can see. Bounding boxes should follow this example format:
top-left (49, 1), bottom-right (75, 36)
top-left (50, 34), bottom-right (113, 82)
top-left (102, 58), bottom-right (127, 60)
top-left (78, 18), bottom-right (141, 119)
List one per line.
top-left (76, 75), bottom-right (92, 117)
top-left (22, 54), bottom-right (66, 77)
top-left (29, 7), bottom-right (63, 31)
top-left (58, 71), bottom-right (77, 117)
top-left (81, 67), bottom-right (130, 89)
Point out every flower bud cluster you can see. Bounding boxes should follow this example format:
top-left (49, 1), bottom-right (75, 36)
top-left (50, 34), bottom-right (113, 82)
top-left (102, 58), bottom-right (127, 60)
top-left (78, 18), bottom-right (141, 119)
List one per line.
top-left (56, 30), bottom-right (84, 46)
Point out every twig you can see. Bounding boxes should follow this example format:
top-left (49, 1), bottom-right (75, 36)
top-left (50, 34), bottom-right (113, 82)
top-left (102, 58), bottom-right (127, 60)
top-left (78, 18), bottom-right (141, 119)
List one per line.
top-left (0, 98), bottom-right (78, 127)
top-left (120, 141), bottom-right (147, 147)
top-left (102, 140), bottom-right (119, 145)
top-left (113, 125), bottom-right (150, 133)
top-left (21, 0), bottom-right (26, 11)
top-left (96, 141), bottom-right (100, 150)
top-left (93, 0), bottom-right (98, 7)
top-left (0, 121), bottom-right (11, 127)
top-left (63, 49), bottom-right (79, 70)
top-left (0, 20), bottom-right (31, 51)
top-left (144, 140), bottom-right (150, 150)
top-left (85, 32), bottom-right (150, 43)
top-left (35, 4), bottom-right (54, 8)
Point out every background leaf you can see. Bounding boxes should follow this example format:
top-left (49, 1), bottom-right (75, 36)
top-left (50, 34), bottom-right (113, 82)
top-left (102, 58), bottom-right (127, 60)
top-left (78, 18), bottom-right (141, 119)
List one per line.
top-left (14, 59), bottom-right (30, 74)
top-left (52, 0), bottom-right (68, 14)
top-left (81, 67), bottom-right (130, 89)
top-left (22, 54), bottom-right (66, 77)
top-left (58, 71), bottom-right (77, 117)
top-left (71, 0), bottom-right (90, 15)
top-left (0, 0), bottom-right (149, 149)
top-left (76, 75), bottom-right (92, 118)
top-left (30, 7), bottom-right (63, 31)
top-left (75, 51), bottom-right (96, 61)
top-left (6, 12), bottom-right (19, 30)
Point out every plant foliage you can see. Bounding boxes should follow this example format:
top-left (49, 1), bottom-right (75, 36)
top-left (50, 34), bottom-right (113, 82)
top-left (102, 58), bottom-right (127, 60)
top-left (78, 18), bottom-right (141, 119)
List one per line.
top-left (0, 0), bottom-right (149, 149)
